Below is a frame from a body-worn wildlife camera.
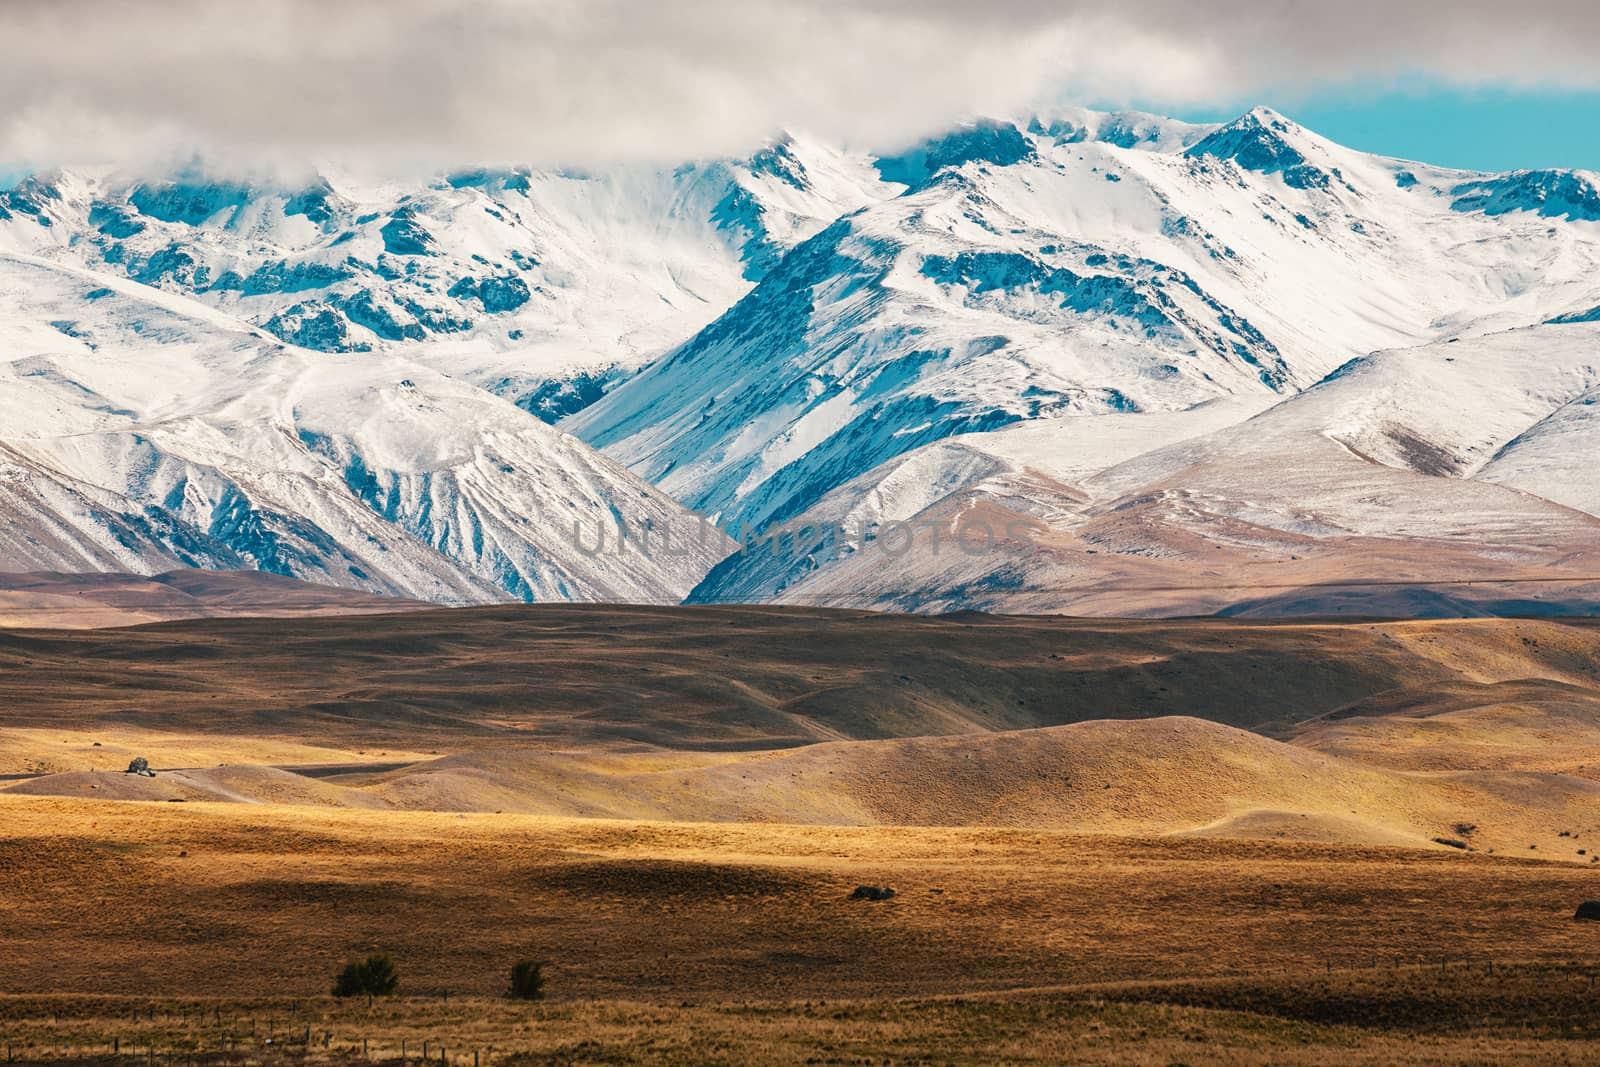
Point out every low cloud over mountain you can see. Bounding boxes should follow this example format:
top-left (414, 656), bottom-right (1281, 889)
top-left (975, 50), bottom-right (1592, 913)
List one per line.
top-left (3, 1), bottom-right (1599, 173)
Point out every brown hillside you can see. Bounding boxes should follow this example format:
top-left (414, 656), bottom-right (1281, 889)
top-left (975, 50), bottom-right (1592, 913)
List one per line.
top-left (2, 608), bottom-right (1598, 756)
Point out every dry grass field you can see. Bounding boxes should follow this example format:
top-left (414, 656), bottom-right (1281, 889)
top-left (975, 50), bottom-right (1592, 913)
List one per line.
top-left (4, 604), bottom-right (1600, 1062)
top-left (8, 980), bottom-right (1600, 1065)
top-left (4, 797), bottom-right (1600, 1064)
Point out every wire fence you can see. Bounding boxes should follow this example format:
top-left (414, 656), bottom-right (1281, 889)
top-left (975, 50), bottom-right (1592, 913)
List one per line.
top-left (2, 997), bottom-right (503, 1066)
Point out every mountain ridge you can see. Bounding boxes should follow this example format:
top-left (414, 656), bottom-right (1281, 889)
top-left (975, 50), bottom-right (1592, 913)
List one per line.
top-left (5, 106), bottom-right (1600, 612)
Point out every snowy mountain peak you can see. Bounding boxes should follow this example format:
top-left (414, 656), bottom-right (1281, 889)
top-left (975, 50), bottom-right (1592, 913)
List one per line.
top-left (1244, 104), bottom-right (1291, 124)
top-left (744, 137), bottom-right (811, 190)
top-left (570, 104), bottom-right (1600, 570)
top-left (0, 171), bottom-right (66, 227)
top-left (1185, 107), bottom-right (1334, 190)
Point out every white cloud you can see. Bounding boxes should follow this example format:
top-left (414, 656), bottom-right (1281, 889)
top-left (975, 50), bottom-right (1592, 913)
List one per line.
top-left (3, 0), bottom-right (1598, 172)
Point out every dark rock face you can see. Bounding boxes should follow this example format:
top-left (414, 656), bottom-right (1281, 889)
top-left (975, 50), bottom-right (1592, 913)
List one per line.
top-left (849, 885), bottom-right (896, 901)
top-left (1186, 112), bottom-right (1331, 191)
top-left (285, 180), bottom-right (343, 226)
top-left (918, 248), bottom-right (1287, 390)
top-left (711, 181), bottom-right (779, 282)
top-left (1576, 901), bottom-right (1600, 921)
top-left (380, 207), bottom-right (435, 256)
top-left (448, 273), bottom-right (531, 313)
top-left (876, 120), bottom-right (1037, 188)
top-left (128, 180), bottom-right (252, 226)
top-left (263, 301), bottom-right (368, 352)
top-left (1451, 171), bottom-right (1600, 222)
top-left (1, 174), bottom-right (62, 224)
top-left (89, 202), bottom-right (147, 238)
top-left (1550, 305), bottom-right (1600, 325)
top-left (508, 369), bottom-right (619, 423)
top-left (205, 259), bottom-right (355, 296)
top-left (339, 289), bottom-right (426, 342)
top-left (130, 243), bottom-right (212, 289)
top-left (747, 140), bottom-right (810, 189)
top-left (444, 167), bottom-right (533, 194)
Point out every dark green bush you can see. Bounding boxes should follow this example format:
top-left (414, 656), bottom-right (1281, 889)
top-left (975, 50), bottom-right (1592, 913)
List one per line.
top-left (508, 960), bottom-right (546, 1001)
top-left (333, 952), bottom-right (400, 998)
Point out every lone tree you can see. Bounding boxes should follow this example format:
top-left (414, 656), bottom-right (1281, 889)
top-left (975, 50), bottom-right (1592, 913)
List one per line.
top-left (508, 960), bottom-right (546, 1001)
top-left (333, 952), bottom-right (400, 998)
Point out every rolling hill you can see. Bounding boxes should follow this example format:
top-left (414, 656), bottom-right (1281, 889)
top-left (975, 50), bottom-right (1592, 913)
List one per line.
top-left (3, 606), bottom-right (1600, 855)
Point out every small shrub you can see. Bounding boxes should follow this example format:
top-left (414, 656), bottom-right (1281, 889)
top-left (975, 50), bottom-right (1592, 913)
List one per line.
top-left (333, 952), bottom-right (400, 998)
top-left (849, 885), bottom-right (896, 901)
top-left (508, 960), bottom-right (546, 1001)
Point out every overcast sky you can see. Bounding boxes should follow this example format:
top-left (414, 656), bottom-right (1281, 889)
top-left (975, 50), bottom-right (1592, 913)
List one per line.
top-left (3, 0), bottom-right (1599, 174)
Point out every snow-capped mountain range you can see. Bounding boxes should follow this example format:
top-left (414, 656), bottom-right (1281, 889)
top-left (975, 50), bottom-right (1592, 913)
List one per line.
top-left (4, 106), bottom-right (1600, 613)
